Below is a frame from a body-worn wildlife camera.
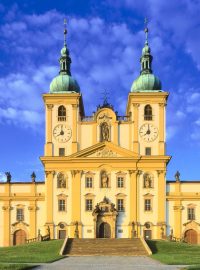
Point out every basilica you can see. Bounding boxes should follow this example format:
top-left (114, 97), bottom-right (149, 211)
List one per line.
top-left (0, 22), bottom-right (200, 247)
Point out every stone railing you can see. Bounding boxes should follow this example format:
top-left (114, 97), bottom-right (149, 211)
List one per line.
top-left (26, 231), bottom-right (50, 244)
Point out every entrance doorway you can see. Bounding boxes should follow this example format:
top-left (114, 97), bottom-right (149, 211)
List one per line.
top-left (59, 230), bottom-right (66, 239)
top-left (185, 229), bottom-right (198, 244)
top-left (144, 230), bottom-right (152, 240)
top-left (13, 229), bottom-right (27, 245)
top-left (99, 222), bottom-right (111, 238)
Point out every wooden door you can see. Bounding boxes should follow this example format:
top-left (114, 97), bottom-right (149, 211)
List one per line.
top-left (59, 230), bottom-right (66, 239)
top-left (13, 229), bottom-right (26, 245)
top-left (99, 222), bottom-right (111, 238)
top-left (144, 230), bottom-right (152, 240)
top-left (185, 229), bottom-right (197, 244)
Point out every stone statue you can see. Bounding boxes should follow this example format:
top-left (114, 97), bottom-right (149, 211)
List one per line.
top-left (57, 173), bottom-right (66, 188)
top-left (144, 174), bottom-right (151, 188)
top-left (31, 172), bottom-right (36, 182)
top-left (101, 172), bottom-right (109, 188)
top-left (74, 221), bottom-right (79, 238)
top-left (5, 172), bottom-right (11, 183)
top-left (47, 226), bottom-right (50, 236)
top-left (175, 171), bottom-right (180, 182)
top-left (101, 122), bottom-right (109, 141)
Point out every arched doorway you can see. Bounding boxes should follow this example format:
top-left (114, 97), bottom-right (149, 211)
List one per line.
top-left (13, 229), bottom-right (26, 245)
top-left (99, 222), bottom-right (111, 238)
top-left (185, 229), bottom-right (198, 244)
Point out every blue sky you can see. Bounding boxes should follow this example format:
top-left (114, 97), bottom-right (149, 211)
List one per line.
top-left (0, 0), bottom-right (200, 182)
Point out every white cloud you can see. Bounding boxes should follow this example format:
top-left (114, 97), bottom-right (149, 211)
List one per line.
top-left (0, 172), bottom-right (7, 182)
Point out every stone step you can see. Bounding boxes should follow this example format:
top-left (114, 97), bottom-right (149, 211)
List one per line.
top-left (64, 238), bottom-right (148, 256)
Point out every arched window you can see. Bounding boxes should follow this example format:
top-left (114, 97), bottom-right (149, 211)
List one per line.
top-left (58, 105), bottom-right (66, 121)
top-left (144, 105), bottom-right (152, 121)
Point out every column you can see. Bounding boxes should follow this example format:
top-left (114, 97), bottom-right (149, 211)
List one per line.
top-left (2, 203), bottom-right (11, 246)
top-left (72, 104), bottom-right (78, 153)
top-left (157, 170), bottom-right (166, 238)
top-left (29, 202), bottom-right (37, 239)
top-left (45, 170), bottom-right (55, 239)
top-left (159, 103), bottom-right (166, 155)
top-left (45, 104), bottom-right (54, 156)
top-left (132, 103), bottom-right (140, 153)
top-left (71, 170), bottom-right (82, 237)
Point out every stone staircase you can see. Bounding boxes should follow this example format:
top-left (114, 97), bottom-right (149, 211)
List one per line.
top-left (64, 238), bottom-right (149, 256)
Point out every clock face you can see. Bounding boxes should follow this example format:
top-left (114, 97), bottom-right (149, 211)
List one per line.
top-left (139, 123), bottom-right (158, 142)
top-left (53, 124), bottom-right (72, 143)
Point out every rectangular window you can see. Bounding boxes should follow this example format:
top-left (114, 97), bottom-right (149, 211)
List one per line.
top-left (85, 177), bottom-right (93, 188)
top-left (117, 177), bottom-right (124, 188)
top-left (145, 147), bottom-right (151, 156)
top-left (188, 208), bottom-right (195, 220)
top-left (59, 148), bottom-right (65, 156)
top-left (117, 199), bottom-right (124, 211)
top-left (58, 199), bottom-right (66, 211)
top-left (86, 199), bottom-right (93, 211)
top-left (16, 208), bottom-right (24, 221)
top-left (144, 199), bottom-right (151, 211)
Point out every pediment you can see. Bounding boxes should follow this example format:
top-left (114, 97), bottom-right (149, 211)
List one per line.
top-left (69, 141), bottom-right (139, 159)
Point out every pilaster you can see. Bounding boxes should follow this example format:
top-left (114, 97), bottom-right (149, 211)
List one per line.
top-left (159, 103), bottom-right (166, 155)
top-left (157, 170), bottom-right (166, 238)
top-left (72, 104), bottom-right (78, 153)
top-left (45, 104), bottom-right (54, 156)
top-left (132, 103), bottom-right (140, 153)
top-left (28, 202), bottom-right (37, 239)
top-left (45, 170), bottom-right (55, 239)
top-left (71, 170), bottom-right (82, 237)
top-left (2, 203), bottom-right (11, 246)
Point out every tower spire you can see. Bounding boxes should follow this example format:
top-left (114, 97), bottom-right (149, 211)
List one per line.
top-left (59, 18), bottom-right (71, 76)
top-left (144, 17), bottom-right (149, 45)
top-left (140, 17), bottom-right (153, 75)
top-left (64, 18), bottom-right (67, 47)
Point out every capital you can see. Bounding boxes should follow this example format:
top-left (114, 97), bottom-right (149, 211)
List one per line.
top-left (47, 104), bottom-right (54, 110)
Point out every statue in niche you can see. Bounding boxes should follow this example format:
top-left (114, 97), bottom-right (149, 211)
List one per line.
top-left (101, 171), bottom-right (109, 188)
top-left (101, 122), bottom-right (109, 141)
top-left (175, 171), bottom-right (180, 182)
top-left (144, 174), bottom-right (152, 188)
top-left (57, 173), bottom-right (66, 188)
top-left (5, 172), bottom-right (11, 183)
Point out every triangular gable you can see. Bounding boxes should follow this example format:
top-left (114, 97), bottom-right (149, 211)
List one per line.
top-left (69, 141), bottom-right (139, 158)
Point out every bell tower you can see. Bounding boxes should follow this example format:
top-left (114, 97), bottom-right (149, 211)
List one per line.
top-left (43, 19), bottom-right (84, 157)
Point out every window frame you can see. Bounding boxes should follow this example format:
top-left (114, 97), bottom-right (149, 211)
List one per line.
top-left (16, 208), bottom-right (24, 221)
top-left (58, 105), bottom-right (66, 121)
top-left (144, 104), bottom-right (153, 121)
top-left (187, 207), bottom-right (195, 220)
top-left (144, 198), bottom-right (152, 211)
top-left (85, 176), bottom-right (93, 188)
top-left (58, 199), bottom-right (66, 212)
top-left (85, 199), bottom-right (93, 211)
top-left (117, 198), bottom-right (125, 212)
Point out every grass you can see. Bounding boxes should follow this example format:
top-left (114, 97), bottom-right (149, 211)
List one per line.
top-left (0, 264), bottom-right (36, 270)
top-left (0, 240), bottom-right (64, 263)
top-left (147, 240), bottom-right (200, 265)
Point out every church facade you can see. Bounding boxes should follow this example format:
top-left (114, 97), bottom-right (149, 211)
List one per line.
top-left (0, 23), bottom-right (200, 247)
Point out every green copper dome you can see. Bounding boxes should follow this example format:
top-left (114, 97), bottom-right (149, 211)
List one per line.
top-left (50, 74), bottom-right (80, 93)
top-left (131, 73), bottom-right (162, 92)
top-left (131, 22), bottom-right (162, 92)
top-left (49, 21), bottom-right (80, 94)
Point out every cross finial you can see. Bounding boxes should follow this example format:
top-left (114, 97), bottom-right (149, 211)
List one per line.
top-left (144, 17), bottom-right (149, 44)
top-left (101, 90), bottom-right (109, 105)
top-left (64, 18), bottom-right (67, 46)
